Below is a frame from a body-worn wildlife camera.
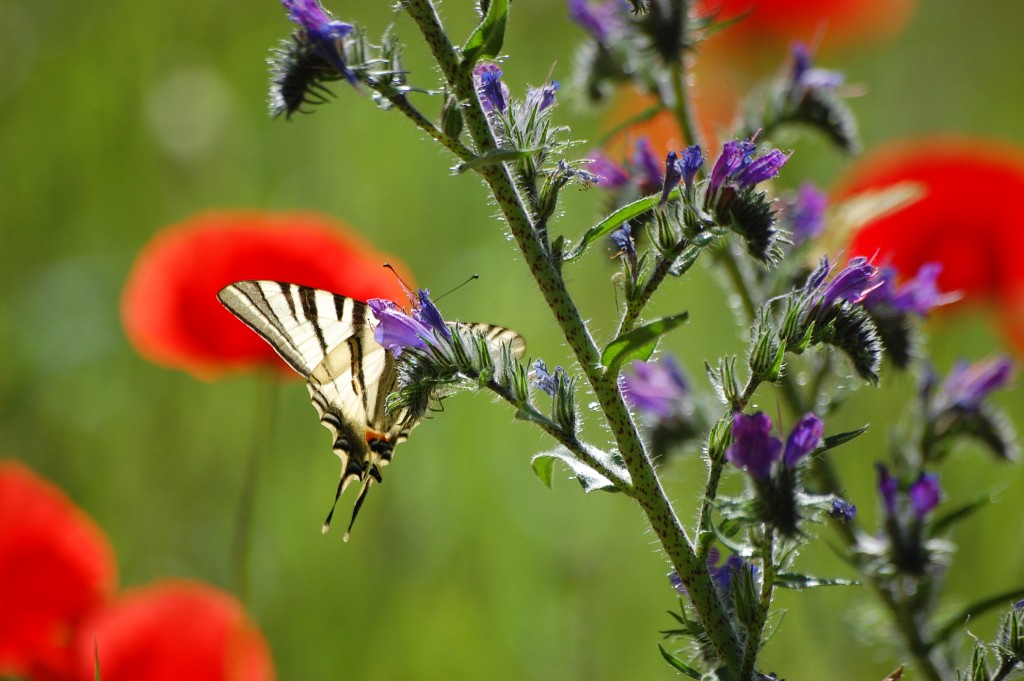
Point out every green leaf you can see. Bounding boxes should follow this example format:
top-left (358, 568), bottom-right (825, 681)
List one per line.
top-left (461, 0), bottom-right (508, 70)
top-left (601, 312), bottom-right (689, 374)
top-left (820, 425), bottom-right (869, 452)
top-left (774, 572), bottom-right (859, 589)
top-left (929, 495), bottom-right (989, 537)
top-left (455, 146), bottom-right (545, 174)
top-left (932, 587), bottom-right (1024, 647)
top-left (531, 454), bottom-right (555, 489)
top-left (657, 644), bottom-right (702, 678)
top-left (530, 446), bottom-right (629, 493)
top-left (564, 188), bottom-right (682, 261)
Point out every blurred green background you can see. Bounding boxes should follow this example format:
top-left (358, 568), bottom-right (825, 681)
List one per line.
top-left (3, 1), bottom-right (1024, 679)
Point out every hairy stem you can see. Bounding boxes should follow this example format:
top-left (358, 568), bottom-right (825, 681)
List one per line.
top-left (403, 0), bottom-right (743, 671)
top-left (741, 527), bottom-right (775, 680)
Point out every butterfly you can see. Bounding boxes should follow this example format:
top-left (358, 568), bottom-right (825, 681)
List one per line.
top-left (217, 280), bottom-right (526, 540)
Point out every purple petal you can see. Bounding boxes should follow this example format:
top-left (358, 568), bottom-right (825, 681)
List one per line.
top-left (787, 182), bottom-right (828, 245)
top-left (622, 357), bottom-right (687, 419)
top-left (368, 298), bottom-right (431, 354)
top-left (588, 151), bottom-right (630, 188)
top-left (783, 413), bottom-right (824, 467)
top-left (875, 463), bottom-right (898, 516)
top-left (908, 473), bottom-right (941, 519)
top-left (936, 356), bottom-right (1014, 411)
top-left (726, 412), bottom-right (782, 479)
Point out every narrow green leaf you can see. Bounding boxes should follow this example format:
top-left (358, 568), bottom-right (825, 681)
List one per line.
top-left (601, 312), bottom-right (689, 374)
top-left (929, 495), bottom-right (989, 537)
top-left (564, 188), bottom-right (682, 261)
top-left (531, 446), bottom-right (629, 493)
top-left (461, 0), bottom-right (508, 69)
top-left (820, 425), bottom-right (869, 452)
top-left (531, 454), bottom-right (555, 489)
top-left (932, 587), bottom-right (1024, 647)
top-left (455, 146), bottom-right (545, 174)
top-left (774, 572), bottom-right (859, 589)
top-left (657, 644), bottom-right (702, 679)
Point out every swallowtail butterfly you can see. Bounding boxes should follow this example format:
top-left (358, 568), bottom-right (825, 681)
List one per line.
top-left (217, 280), bottom-right (525, 540)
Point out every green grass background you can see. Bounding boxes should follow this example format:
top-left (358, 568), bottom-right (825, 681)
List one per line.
top-left (2, 1), bottom-right (1024, 679)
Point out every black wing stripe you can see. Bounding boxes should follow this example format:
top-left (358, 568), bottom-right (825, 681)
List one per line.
top-left (298, 285), bottom-right (329, 356)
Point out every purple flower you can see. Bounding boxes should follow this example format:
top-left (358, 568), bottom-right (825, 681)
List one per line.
top-left (908, 473), bottom-right (941, 519)
top-left (658, 151), bottom-right (681, 207)
top-left (282, 0), bottom-right (356, 83)
top-left (528, 80), bottom-right (560, 111)
top-left (790, 42), bottom-right (845, 96)
top-left (621, 357), bottom-right (688, 419)
top-left (876, 463), bottom-right (898, 516)
top-left (726, 412), bottom-right (782, 480)
top-left (473, 63), bottom-right (508, 113)
top-left (669, 548), bottom-right (751, 596)
top-left (632, 137), bottom-right (663, 194)
top-left (708, 138), bottom-right (789, 198)
top-left (863, 263), bottom-right (958, 317)
top-left (531, 358), bottom-right (567, 397)
top-left (809, 256), bottom-right (881, 309)
top-left (567, 0), bottom-right (623, 44)
top-left (934, 356), bottom-right (1014, 412)
top-left (678, 145), bottom-right (704, 188)
top-left (782, 413), bottom-right (824, 467)
top-left (587, 151), bottom-right (629, 188)
top-left (786, 183), bottom-right (828, 245)
top-left (829, 498), bottom-right (857, 523)
top-left (610, 222), bottom-right (637, 269)
top-left (368, 289), bottom-right (452, 355)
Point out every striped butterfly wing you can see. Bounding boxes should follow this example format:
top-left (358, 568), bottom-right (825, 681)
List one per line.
top-left (218, 281), bottom-right (527, 540)
top-left (218, 280), bottom-right (419, 538)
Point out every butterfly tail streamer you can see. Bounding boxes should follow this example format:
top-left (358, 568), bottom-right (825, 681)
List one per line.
top-left (342, 478), bottom-right (375, 543)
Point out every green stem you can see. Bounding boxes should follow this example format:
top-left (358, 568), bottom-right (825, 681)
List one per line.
top-left (403, 0), bottom-right (743, 672)
top-left (669, 59), bottom-right (705, 150)
top-left (232, 377), bottom-right (279, 604)
top-left (741, 527), bottom-right (776, 681)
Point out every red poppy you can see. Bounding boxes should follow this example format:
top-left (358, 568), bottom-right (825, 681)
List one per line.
top-left (837, 136), bottom-right (1024, 302)
top-left (73, 580), bottom-right (274, 681)
top-left (0, 461), bottom-right (116, 680)
top-left (121, 211), bottom-right (413, 379)
top-left (835, 136), bottom-right (1024, 354)
top-left (695, 0), bottom-right (916, 52)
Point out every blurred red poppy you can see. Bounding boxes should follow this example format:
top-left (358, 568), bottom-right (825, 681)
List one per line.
top-left (0, 461), bottom-right (116, 680)
top-left (836, 137), bottom-right (1024, 302)
top-left (74, 580), bottom-right (274, 681)
top-left (835, 136), bottom-right (1024, 353)
top-left (121, 211), bottom-right (412, 379)
top-left (696, 0), bottom-right (916, 53)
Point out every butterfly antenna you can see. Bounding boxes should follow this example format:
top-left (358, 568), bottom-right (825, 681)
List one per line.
top-left (321, 475), bottom-right (346, 535)
top-left (342, 478), bottom-right (374, 543)
top-left (382, 263), bottom-right (416, 303)
top-left (435, 274), bottom-right (479, 303)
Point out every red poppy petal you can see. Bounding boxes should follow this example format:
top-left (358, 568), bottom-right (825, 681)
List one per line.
top-left (696, 0), bottom-right (915, 50)
top-left (121, 211), bottom-right (413, 380)
top-left (74, 580), bottom-right (274, 681)
top-left (836, 136), bottom-right (1024, 304)
top-left (0, 461), bottom-right (117, 679)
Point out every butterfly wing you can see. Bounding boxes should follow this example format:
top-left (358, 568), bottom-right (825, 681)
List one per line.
top-left (218, 281), bottom-right (418, 537)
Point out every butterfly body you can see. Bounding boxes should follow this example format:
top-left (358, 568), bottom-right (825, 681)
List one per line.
top-left (217, 280), bottom-right (524, 539)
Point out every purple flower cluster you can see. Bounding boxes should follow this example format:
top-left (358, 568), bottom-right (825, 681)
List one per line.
top-left (473, 63), bottom-right (509, 113)
top-left (806, 256), bottom-right (881, 310)
top-left (876, 464), bottom-right (942, 520)
top-left (531, 358), bottom-right (568, 397)
top-left (669, 547), bottom-right (753, 597)
top-left (933, 355), bottom-right (1014, 412)
top-left (708, 139), bottom-right (790, 199)
top-left (621, 357), bottom-right (688, 420)
top-left (368, 289), bottom-right (452, 355)
top-left (567, 0), bottom-right (625, 45)
top-left (281, 0), bottom-right (356, 83)
top-left (790, 42), bottom-right (845, 99)
top-left (784, 183), bottom-right (828, 246)
top-left (725, 411), bottom-right (823, 480)
top-left (862, 263), bottom-right (958, 317)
